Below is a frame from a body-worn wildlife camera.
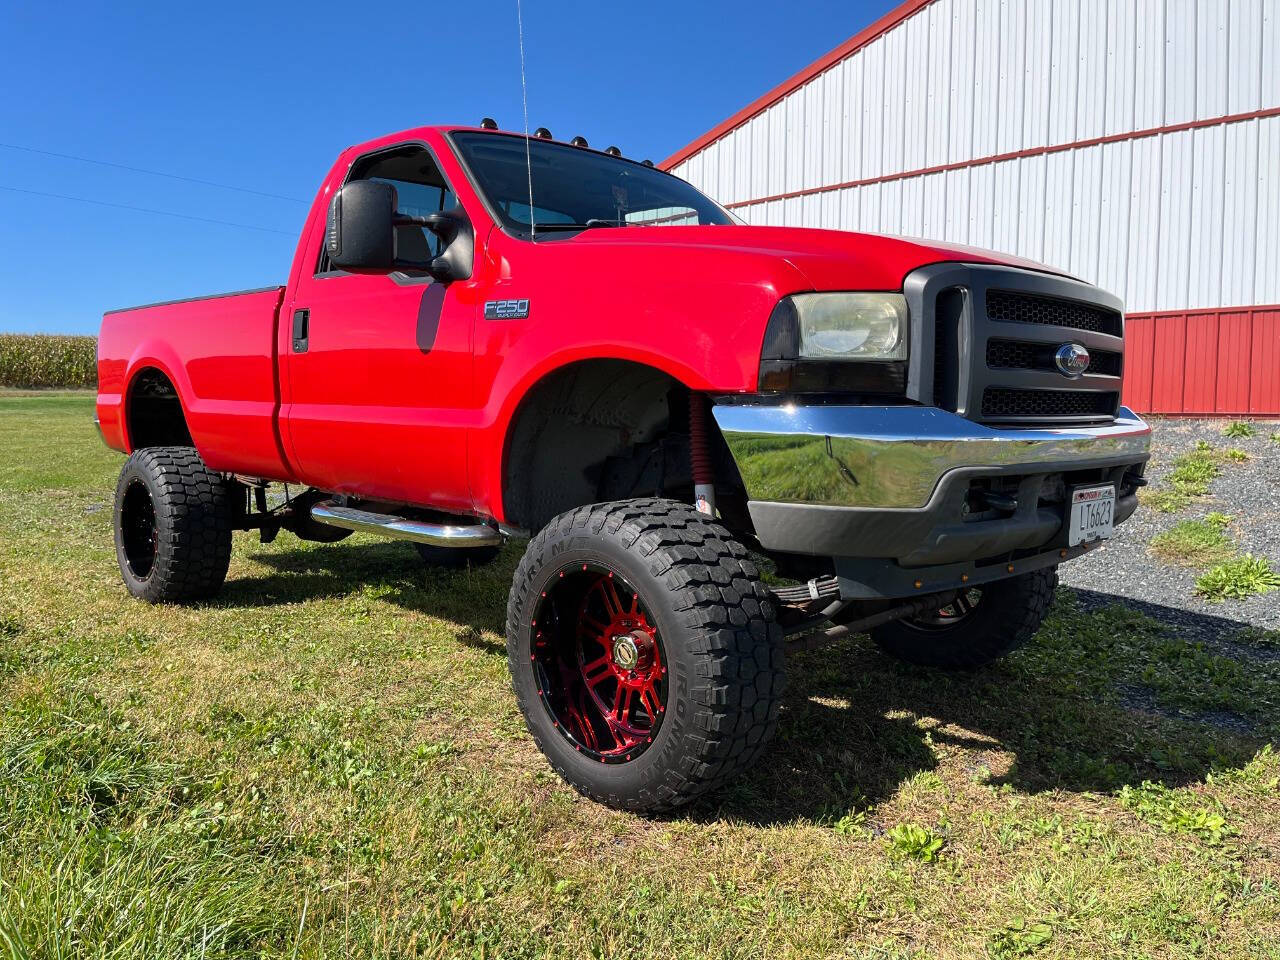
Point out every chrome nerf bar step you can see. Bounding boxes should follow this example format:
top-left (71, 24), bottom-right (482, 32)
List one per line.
top-left (309, 501), bottom-right (503, 549)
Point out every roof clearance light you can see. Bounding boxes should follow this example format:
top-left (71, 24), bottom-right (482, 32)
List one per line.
top-left (534, 127), bottom-right (553, 140)
top-left (480, 117), bottom-right (498, 129)
top-left (605, 146), bottom-right (622, 157)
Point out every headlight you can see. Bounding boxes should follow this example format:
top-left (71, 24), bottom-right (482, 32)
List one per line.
top-left (792, 293), bottom-right (908, 360)
top-left (758, 292), bottom-right (910, 395)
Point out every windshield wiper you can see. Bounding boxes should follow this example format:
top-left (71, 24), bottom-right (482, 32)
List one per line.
top-left (528, 219), bottom-right (623, 232)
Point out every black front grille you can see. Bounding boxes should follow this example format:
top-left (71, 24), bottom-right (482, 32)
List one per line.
top-left (987, 290), bottom-right (1123, 336)
top-left (932, 287), bottom-right (965, 412)
top-left (918, 264), bottom-right (1125, 426)
top-left (986, 339), bottom-right (1123, 376)
top-left (981, 387), bottom-right (1119, 420)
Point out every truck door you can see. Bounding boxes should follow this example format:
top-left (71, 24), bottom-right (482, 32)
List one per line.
top-left (281, 142), bottom-right (476, 513)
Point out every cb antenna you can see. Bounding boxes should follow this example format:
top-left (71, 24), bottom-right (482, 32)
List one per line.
top-left (516, 0), bottom-right (536, 240)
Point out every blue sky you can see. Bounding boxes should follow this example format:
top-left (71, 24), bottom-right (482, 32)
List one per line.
top-left (0, 0), bottom-right (896, 333)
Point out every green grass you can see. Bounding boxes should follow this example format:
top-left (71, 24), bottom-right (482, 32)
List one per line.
top-left (1222, 421), bottom-right (1255, 439)
top-left (1195, 554), bottom-right (1280, 604)
top-left (3, 394), bottom-right (1280, 958)
top-left (1236, 627), bottom-right (1280, 649)
top-left (1140, 487), bottom-right (1193, 514)
top-left (1149, 515), bottom-right (1234, 567)
top-left (1167, 442), bottom-right (1223, 495)
top-left (885, 822), bottom-right (945, 862)
top-left (0, 334), bottom-right (96, 388)
top-left (1138, 442), bottom-right (1245, 515)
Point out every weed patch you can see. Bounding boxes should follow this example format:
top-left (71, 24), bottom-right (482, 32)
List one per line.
top-left (1140, 488), bottom-right (1192, 513)
top-left (1222, 421), bottom-right (1255, 439)
top-left (886, 823), bottom-right (945, 861)
top-left (1149, 516), bottom-right (1233, 567)
top-left (1167, 442), bottom-right (1221, 495)
top-left (989, 918), bottom-right (1054, 957)
top-left (1236, 627), bottom-right (1280, 650)
top-left (1139, 443), bottom-right (1227, 513)
top-left (1118, 781), bottom-right (1238, 844)
top-left (1195, 554), bottom-right (1280, 603)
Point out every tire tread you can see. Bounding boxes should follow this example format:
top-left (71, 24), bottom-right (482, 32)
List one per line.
top-left (871, 567), bottom-right (1058, 670)
top-left (114, 446), bottom-right (233, 603)
top-left (506, 498), bottom-right (784, 813)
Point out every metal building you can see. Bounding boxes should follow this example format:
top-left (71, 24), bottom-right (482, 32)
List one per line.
top-left (663, 0), bottom-right (1280, 415)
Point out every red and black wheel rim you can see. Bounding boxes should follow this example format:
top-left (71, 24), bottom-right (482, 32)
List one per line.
top-left (120, 479), bottom-right (158, 580)
top-left (530, 562), bottom-right (667, 763)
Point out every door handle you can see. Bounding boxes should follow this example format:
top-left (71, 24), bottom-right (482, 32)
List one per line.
top-left (292, 309), bottom-right (309, 353)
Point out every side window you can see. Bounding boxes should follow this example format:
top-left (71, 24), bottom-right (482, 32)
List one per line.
top-left (316, 144), bottom-right (456, 275)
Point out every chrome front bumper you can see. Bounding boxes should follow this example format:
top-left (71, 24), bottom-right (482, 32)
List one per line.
top-left (713, 403), bottom-right (1151, 585)
top-left (713, 404), bottom-right (1151, 510)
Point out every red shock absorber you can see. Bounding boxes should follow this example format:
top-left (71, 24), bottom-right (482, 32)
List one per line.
top-left (688, 393), bottom-right (716, 516)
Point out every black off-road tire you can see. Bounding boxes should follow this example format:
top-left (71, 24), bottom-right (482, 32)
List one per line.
top-left (414, 542), bottom-right (501, 569)
top-left (870, 567), bottom-right (1058, 670)
top-left (113, 446), bottom-right (235, 603)
top-left (506, 498), bottom-right (785, 813)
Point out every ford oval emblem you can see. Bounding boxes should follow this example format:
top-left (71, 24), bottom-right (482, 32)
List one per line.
top-left (1054, 342), bottom-right (1091, 377)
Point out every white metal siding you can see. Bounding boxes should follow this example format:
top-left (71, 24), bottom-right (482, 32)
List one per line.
top-left (672, 0), bottom-right (1280, 313)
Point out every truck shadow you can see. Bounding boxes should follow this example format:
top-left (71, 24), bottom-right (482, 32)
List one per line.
top-left (699, 588), bottom-right (1276, 825)
top-left (216, 540), bottom-right (512, 641)
top-left (218, 545), bottom-right (1275, 826)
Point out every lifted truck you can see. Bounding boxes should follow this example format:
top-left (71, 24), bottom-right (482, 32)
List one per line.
top-left (96, 123), bottom-right (1151, 812)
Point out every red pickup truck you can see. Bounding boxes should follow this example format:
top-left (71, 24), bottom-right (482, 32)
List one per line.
top-left (97, 122), bottom-right (1151, 812)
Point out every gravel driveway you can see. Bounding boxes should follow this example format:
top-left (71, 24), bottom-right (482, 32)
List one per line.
top-left (1062, 417), bottom-right (1280, 638)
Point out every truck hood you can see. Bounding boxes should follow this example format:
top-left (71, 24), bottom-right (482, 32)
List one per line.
top-left (560, 224), bottom-right (1071, 291)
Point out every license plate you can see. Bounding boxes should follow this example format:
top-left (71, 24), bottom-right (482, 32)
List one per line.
top-left (1068, 484), bottom-right (1115, 546)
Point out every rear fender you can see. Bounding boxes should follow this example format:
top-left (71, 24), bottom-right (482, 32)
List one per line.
top-left (120, 345), bottom-right (195, 454)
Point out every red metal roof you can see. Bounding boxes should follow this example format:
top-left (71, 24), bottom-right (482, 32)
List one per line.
top-left (661, 0), bottom-right (939, 170)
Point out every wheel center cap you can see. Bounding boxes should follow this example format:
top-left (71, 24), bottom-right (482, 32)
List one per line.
top-left (612, 634), bottom-right (640, 670)
top-left (610, 629), bottom-right (655, 672)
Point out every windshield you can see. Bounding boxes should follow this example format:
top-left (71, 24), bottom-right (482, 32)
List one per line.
top-left (451, 132), bottom-right (736, 235)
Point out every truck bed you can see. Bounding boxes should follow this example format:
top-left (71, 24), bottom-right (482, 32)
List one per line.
top-left (96, 286), bottom-right (294, 481)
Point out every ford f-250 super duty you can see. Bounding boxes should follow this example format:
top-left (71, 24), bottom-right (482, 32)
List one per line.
top-left (96, 122), bottom-right (1151, 812)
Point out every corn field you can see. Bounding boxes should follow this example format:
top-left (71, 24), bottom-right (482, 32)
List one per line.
top-left (0, 334), bottom-right (97, 388)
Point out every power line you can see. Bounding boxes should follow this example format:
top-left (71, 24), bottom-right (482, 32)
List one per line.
top-left (0, 185), bottom-right (295, 235)
top-left (0, 142), bottom-right (309, 203)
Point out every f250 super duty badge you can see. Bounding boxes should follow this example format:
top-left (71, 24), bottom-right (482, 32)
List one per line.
top-left (484, 299), bottom-right (530, 320)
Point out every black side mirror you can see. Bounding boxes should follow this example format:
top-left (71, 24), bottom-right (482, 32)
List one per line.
top-left (326, 180), bottom-right (396, 271)
top-left (326, 180), bottom-right (474, 282)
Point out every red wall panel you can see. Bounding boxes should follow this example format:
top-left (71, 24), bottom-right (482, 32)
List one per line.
top-left (1215, 312), bottom-right (1253, 413)
top-left (1122, 316), bottom-right (1155, 412)
top-left (1250, 311), bottom-right (1280, 414)
top-left (1149, 314), bottom-right (1188, 413)
top-left (1182, 313), bottom-right (1220, 413)
top-left (1122, 306), bottom-right (1280, 416)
